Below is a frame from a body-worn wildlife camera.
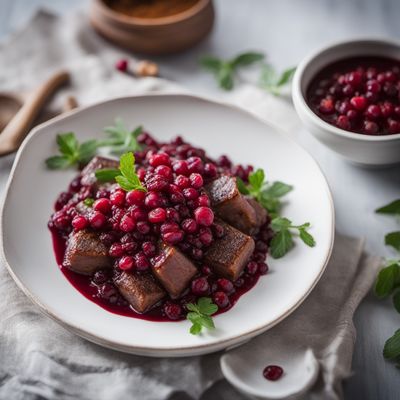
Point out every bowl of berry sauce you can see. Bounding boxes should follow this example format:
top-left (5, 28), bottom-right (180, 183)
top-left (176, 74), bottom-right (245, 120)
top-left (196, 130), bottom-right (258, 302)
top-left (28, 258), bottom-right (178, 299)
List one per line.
top-left (292, 39), bottom-right (400, 166)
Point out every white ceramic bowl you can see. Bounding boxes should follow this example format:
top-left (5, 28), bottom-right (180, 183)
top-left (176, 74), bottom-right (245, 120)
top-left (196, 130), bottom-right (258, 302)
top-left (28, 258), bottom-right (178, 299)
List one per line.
top-left (292, 38), bottom-right (400, 167)
top-left (1, 94), bottom-right (334, 357)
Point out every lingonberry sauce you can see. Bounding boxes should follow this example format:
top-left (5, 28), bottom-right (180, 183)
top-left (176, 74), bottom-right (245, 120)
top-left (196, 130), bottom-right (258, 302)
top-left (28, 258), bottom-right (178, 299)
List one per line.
top-left (263, 365), bottom-right (284, 381)
top-left (307, 56), bottom-right (400, 135)
top-left (49, 132), bottom-right (271, 321)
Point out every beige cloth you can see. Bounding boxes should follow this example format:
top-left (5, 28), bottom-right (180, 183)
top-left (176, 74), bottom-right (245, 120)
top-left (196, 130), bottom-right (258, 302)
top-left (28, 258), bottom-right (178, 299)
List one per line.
top-left (0, 10), bottom-right (381, 400)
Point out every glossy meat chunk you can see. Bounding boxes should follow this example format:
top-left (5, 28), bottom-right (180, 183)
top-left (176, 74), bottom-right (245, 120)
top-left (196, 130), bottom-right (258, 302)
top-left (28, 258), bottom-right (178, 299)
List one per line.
top-left (80, 156), bottom-right (119, 187)
top-left (205, 221), bottom-right (255, 281)
top-left (152, 246), bottom-right (198, 298)
top-left (63, 230), bottom-right (111, 275)
top-left (206, 175), bottom-right (262, 235)
top-left (114, 271), bottom-right (165, 313)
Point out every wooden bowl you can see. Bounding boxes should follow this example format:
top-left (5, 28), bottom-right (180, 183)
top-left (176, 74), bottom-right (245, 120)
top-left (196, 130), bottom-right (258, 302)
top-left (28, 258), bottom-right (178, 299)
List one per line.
top-left (89, 0), bottom-right (215, 55)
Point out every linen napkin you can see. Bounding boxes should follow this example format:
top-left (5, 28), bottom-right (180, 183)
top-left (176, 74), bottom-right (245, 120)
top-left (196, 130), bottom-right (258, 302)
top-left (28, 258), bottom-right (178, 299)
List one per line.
top-left (0, 10), bottom-right (381, 400)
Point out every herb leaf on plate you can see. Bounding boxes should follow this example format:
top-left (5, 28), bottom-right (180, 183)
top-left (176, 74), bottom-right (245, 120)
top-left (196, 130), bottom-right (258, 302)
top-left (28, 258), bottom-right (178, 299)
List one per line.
top-left (45, 132), bottom-right (99, 169)
top-left (100, 118), bottom-right (143, 155)
top-left (237, 168), bottom-right (293, 217)
top-left (270, 217), bottom-right (315, 258)
top-left (383, 329), bottom-right (400, 361)
top-left (374, 262), bottom-right (400, 298)
top-left (385, 232), bottom-right (400, 252)
top-left (259, 64), bottom-right (296, 95)
top-left (95, 152), bottom-right (146, 192)
top-left (200, 51), bottom-right (264, 91)
top-left (186, 297), bottom-right (218, 335)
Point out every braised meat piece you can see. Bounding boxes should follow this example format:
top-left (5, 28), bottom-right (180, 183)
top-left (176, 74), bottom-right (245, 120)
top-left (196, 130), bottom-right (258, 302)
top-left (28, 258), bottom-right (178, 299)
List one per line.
top-left (206, 175), bottom-right (262, 235)
top-left (205, 221), bottom-right (255, 281)
top-left (63, 230), bottom-right (111, 275)
top-left (80, 156), bottom-right (119, 187)
top-left (246, 197), bottom-right (268, 227)
top-left (152, 246), bottom-right (198, 298)
top-left (114, 271), bottom-right (165, 313)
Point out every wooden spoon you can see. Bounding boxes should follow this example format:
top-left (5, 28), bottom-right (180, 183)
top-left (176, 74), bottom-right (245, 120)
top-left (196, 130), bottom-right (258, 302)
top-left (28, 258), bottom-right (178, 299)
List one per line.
top-left (0, 70), bottom-right (70, 156)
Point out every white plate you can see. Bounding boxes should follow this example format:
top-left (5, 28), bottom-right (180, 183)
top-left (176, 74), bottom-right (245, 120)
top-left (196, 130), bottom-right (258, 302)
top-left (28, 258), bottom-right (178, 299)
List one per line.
top-left (0, 94), bottom-right (334, 357)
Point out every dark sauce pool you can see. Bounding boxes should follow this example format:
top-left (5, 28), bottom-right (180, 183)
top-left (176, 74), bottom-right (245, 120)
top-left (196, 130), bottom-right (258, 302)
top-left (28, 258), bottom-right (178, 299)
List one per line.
top-left (51, 228), bottom-right (263, 322)
top-left (307, 56), bottom-right (400, 135)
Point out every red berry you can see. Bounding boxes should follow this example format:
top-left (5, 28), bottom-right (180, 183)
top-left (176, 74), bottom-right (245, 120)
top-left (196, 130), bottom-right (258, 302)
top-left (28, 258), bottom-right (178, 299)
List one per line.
top-left (191, 277), bottom-right (209, 295)
top-left (164, 302), bottom-right (182, 320)
top-left (120, 215), bottom-right (135, 232)
top-left (109, 243), bottom-right (124, 258)
top-left (263, 365), bottom-right (284, 381)
top-left (199, 227), bottom-right (213, 245)
top-left (197, 195), bottom-right (210, 207)
top-left (181, 218), bottom-right (198, 233)
top-left (319, 98), bottom-right (334, 114)
top-left (110, 190), bottom-right (125, 206)
top-left (172, 160), bottom-right (189, 175)
top-left (126, 190), bottom-right (146, 206)
top-left (366, 104), bottom-right (381, 119)
top-left (217, 278), bottom-right (234, 293)
top-left (213, 291), bottom-right (229, 308)
top-left (89, 211), bottom-right (106, 229)
top-left (350, 96), bottom-right (367, 110)
top-left (363, 120), bottom-right (379, 135)
top-left (162, 230), bottom-right (184, 245)
top-left (149, 152), bottom-right (170, 167)
top-left (148, 207), bottom-right (167, 224)
top-left (134, 253), bottom-right (150, 271)
top-left (194, 207), bottom-right (214, 226)
top-left (258, 262), bottom-right (269, 275)
top-left (388, 119), bottom-right (400, 134)
top-left (118, 256), bottom-right (134, 271)
top-left (247, 261), bottom-right (258, 275)
top-left (115, 59), bottom-right (128, 72)
top-left (72, 215), bottom-right (88, 231)
top-left (189, 173), bottom-right (204, 189)
top-left (336, 115), bottom-right (351, 130)
top-left (136, 221), bottom-right (150, 234)
top-left (155, 165), bottom-right (173, 181)
top-left (142, 241), bottom-right (156, 257)
top-left (93, 198), bottom-right (111, 214)
top-left (204, 163), bottom-right (217, 178)
top-left (175, 175), bottom-right (190, 189)
top-left (160, 221), bottom-right (180, 233)
top-left (183, 188), bottom-right (199, 200)
top-left (145, 192), bottom-right (164, 208)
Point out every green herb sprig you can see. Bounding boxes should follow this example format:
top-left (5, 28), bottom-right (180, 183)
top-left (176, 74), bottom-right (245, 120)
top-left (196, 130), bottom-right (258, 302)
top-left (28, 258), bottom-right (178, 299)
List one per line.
top-left (238, 169), bottom-right (314, 258)
top-left (375, 200), bottom-right (400, 367)
top-left (45, 133), bottom-right (99, 169)
top-left (200, 51), bottom-right (264, 90)
top-left (100, 118), bottom-right (143, 155)
top-left (95, 152), bottom-right (146, 192)
top-left (237, 168), bottom-right (293, 217)
top-left (186, 297), bottom-right (218, 335)
top-left (259, 64), bottom-right (296, 95)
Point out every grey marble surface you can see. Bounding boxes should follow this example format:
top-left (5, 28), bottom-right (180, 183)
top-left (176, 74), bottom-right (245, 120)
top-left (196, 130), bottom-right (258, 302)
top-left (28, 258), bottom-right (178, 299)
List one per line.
top-left (1, 0), bottom-right (400, 399)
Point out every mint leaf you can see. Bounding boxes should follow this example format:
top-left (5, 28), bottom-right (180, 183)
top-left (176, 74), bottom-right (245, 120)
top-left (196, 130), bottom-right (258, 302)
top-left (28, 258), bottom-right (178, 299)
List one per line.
top-left (263, 181), bottom-right (293, 198)
top-left (186, 297), bottom-right (217, 335)
top-left (270, 217), bottom-right (315, 258)
top-left (393, 290), bottom-right (400, 313)
top-left (200, 51), bottom-right (265, 90)
top-left (102, 119), bottom-right (143, 154)
top-left (270, 229), bottom-right (294, 259)
top-left (260, 64), bottom-right (296, 95)
top-left (199, 56), bottom-right (223, 72)
top-left (299, 228), bottom-right (316, 247)
top-left (95, 168), bottom-right (120, 182)
top-left (374, 263), bottom-right (400, 298)
top-left (46, 132), bottom-right (100, 169)
top-left (83, 198), bottom-right (95, 207)
top-left (236, 177), bottom-right (250, 195)
top-left (385, 232), bottom-right (400, 251)
top-left (56, 132), bottom-right (79, 158)
top-left (231, 52), bottom-right (264, 68)
top-left (45, 155), bottom-right (71, 169)
top-left (376, 200), bottom-right (400, 215)
top-left (383, 329), bottom-right (400, 360)
top-left (114, 152), bottom-right (146, 192)
top-left (197, 297), bottom-right (218, 315)
top-left (248, 168), bottom-right (265, 192)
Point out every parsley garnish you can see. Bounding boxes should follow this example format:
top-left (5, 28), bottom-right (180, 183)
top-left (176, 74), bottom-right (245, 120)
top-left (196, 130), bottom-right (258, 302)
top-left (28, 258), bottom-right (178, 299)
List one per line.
top-left (237, 168), bottom-right (293, 217)
top-left (45, 132), bottom-right (98, 169)
top-left (259, 65), bottom-right (296, 95)
top-left (100, 118), bottom-right (143, 155)
top-left (186, 297), bottom-right (218, 335)
top-left (270, 217), bottom-right (315, 258)
top-left (95, 152), bottom-right (146, 192)
top-left (200, 52), bottom-right (264, 90)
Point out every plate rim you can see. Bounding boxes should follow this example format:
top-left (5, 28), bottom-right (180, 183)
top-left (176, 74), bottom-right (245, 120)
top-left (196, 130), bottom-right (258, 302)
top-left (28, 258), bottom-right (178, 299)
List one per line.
top-left (0, 93), bottom-right (335, 356)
